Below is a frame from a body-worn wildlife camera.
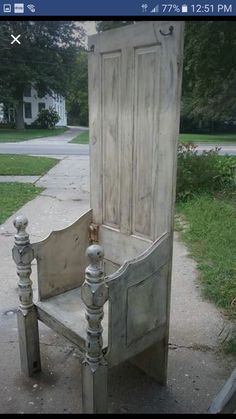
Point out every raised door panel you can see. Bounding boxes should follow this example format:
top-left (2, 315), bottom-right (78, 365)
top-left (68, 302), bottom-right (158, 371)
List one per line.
top-left (133, 45), bottom-right (160, 240)
top-left (102, 52), bottom-right (121, 229)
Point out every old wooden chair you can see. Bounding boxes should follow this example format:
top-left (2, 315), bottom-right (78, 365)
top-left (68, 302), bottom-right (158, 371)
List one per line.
top-left (12, 21), bottom-right (184, 413)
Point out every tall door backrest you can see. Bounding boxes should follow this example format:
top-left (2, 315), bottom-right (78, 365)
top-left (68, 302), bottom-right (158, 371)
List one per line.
top-left (88, 21), bottom-right (184, 266)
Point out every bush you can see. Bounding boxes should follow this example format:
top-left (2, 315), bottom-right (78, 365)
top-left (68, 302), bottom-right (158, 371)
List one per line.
top-left (176, 143), bottom-right (236, 202)
top-left (0, 121), bottom-right (15, 129)
top-left (25, 120), bottom-right (40, 129)
top-left (36, 107), bottom-right (60, 129)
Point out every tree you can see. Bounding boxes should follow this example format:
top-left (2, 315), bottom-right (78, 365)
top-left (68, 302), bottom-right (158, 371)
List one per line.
top-left (182, 21), bottom-right (236, 126)
top-left (0, 21), bottom-right (84, 129)
top-left (66, 49), bottom-right (88, 126)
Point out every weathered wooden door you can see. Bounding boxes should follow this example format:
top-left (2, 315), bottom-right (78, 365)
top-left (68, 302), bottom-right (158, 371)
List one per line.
top-left (88, 21), bottom-right (184, 270)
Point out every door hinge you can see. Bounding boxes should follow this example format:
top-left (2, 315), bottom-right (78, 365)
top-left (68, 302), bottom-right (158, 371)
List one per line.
top-left (89, 223), bottom-right (99, 244)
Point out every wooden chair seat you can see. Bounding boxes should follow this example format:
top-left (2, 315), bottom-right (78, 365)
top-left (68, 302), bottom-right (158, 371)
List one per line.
top-left (35, 287), bottom-right (109, 350)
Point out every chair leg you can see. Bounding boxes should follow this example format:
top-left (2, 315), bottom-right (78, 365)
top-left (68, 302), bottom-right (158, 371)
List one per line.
top-left (17, 307), bottom-right (41, 376)
top-left (131, 337), bottom-right (168, 385)
top-left (12, 216), bottom-right (41, 377)
top-left (82, 360), bottom-right (108, 413)
top-left (81, 244), bottom-right (109, 413)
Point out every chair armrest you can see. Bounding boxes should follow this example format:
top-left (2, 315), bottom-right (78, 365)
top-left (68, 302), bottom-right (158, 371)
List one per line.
top-left (33, 209), bottom-right (92, 300)
top-left (105, 232), bottom-right (171, 366)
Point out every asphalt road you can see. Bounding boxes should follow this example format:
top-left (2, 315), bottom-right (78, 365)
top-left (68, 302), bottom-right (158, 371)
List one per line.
top-left (0, 143), bottom-right (89, 156)
top-left (196, 143), bottom-right (236, 156)
top-left (0, 140), bottom-right (235, 157)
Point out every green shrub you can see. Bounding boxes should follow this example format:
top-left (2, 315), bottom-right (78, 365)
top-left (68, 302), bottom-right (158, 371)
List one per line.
top-left (176, 142), bottom-right (236, 202)
top-left (36, 107), bottom-right (60, 129)
top-left (0, 121), bottom-right (15, 129)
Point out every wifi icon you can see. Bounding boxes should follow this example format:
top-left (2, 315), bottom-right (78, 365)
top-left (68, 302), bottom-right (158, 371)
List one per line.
top-left (27, 4), bottom-right (36, 13)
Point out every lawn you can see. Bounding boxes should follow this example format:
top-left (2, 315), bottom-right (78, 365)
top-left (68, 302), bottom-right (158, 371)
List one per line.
top-left (70, 131), bottom-right (89, 144)
top-left (69, 131), bottom-right (236, 145)
top-left (0, 183), bottom-right (44, 224)
top-left (175, 146), bottom-right (236, 352)
top-left (179, 133), bottom-right (236, 144)
top-left (176, 193), bottom-right (236, 320)
top-left (176, 192), bottom-right (236, 353)
top-left (0, 127), bottom-right (68, 143)
top-left (0, 155), bottom-right (58, 175)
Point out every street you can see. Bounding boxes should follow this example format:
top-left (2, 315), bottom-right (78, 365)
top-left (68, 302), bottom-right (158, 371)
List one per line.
top-left (196, 143), bottom-right (236, 156)
top-left (0, 137), bottom-right (235, 157)
top-left (0, 142), bottom-right (89, 156)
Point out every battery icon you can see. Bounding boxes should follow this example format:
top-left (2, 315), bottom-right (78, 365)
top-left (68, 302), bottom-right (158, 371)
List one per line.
top-left (182, 4), bottom-right (188, 13)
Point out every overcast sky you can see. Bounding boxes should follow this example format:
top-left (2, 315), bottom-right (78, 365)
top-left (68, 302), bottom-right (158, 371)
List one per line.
top-left (83, 21), bottom-right (97, 35)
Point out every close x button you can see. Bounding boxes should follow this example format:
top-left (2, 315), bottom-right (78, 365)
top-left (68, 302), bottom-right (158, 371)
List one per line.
top-left (10, 34), bottom-right (21, 45)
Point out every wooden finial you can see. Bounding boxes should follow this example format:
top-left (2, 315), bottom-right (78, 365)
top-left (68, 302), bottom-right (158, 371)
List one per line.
top-left (13, 215), bottom-right (29, 245)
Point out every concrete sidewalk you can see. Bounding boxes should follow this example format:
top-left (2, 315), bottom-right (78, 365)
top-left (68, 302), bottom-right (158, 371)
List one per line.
top-left (0, 156), bottom-right (235, 413)
top-left (16, 126), bottom-right (82, 146)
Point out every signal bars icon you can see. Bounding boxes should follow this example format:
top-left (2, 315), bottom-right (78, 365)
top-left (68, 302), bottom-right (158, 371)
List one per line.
top-left (151, 4), bottom-right (159, 13)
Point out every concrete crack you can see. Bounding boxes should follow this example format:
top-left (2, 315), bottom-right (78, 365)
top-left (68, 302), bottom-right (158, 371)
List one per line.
top-left (32, 175), bottom-right (43, 185)
top-left (39, 194), bottom-right (63, 201)
top-left (169, 341), bottom-right (217, 353)
top-left (0, 232), bottom-right (14, 237)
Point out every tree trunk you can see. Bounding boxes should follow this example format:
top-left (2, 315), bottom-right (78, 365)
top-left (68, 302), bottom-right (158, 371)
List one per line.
top-left (15, 100), bottom-right (25, 130)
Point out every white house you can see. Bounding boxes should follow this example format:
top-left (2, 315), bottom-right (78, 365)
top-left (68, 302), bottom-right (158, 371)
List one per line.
top-left (0, 85), bottom-right (67, 127)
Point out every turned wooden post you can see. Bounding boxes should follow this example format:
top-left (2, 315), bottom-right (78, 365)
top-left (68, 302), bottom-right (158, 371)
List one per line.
top-left (81, 244), bottom-right (108, 413)
top-left (12, 215), bottom-right (41, 376)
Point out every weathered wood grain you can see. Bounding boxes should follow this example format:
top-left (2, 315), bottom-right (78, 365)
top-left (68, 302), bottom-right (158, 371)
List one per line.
top-left (36, 287), bottom-right (109, 350)
top-left (13, 215), bottom-right (41, 376)
top-left (33, 209), bottom-right (92, 300)
top-left (12, 22), bottom-right (185, 415)
top-left (81, 245), bottom-right (109, 413)
top-left (89, 21), bottom-right (185, 259)
top-left (105, 233), bottom-right (171, 366)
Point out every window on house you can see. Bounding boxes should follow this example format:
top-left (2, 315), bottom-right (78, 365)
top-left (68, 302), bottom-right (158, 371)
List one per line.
top-left (24, 103), bottom-right (32, 119)
top-left (24, 85), bottom-right (31, 97)
top-left (38, 102), bottom-right (46, 113)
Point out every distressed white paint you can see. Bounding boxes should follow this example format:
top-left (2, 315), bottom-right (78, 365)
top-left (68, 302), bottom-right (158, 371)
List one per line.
top-left (12, 21), bottom-right (185, 414)
top-left (105, 233), bottom-right (171, 366)
top-left (36, 287), bottom-right (109, 350)
top-left (33, 209), bottom-right (92, 300)
top-left (89, 21), bottom-right (185, 261)
top-left (12, 215), bottom-right (41, 376)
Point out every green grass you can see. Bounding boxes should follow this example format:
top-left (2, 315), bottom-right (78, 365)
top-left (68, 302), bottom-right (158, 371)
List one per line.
top-left (69, 131), bottom-right (236, 145)
top-left (70, 131), bottom-right (89, 144)
top-left (0, 155), bottom-right (58, 176)
top-left (179, 133), bottom-right (236, 144)
top-left (176, 193), bottom-right (236, 320)
top-left (0, 183), bottom-right (44, 224)
top-left (0, 127), bottom-right (67, 143)
top-left (223, 334), bottom-right (236, 354)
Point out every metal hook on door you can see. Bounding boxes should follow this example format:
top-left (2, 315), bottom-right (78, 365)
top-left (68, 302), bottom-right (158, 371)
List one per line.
top-left (159, 26), bottom-right (174, 36)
